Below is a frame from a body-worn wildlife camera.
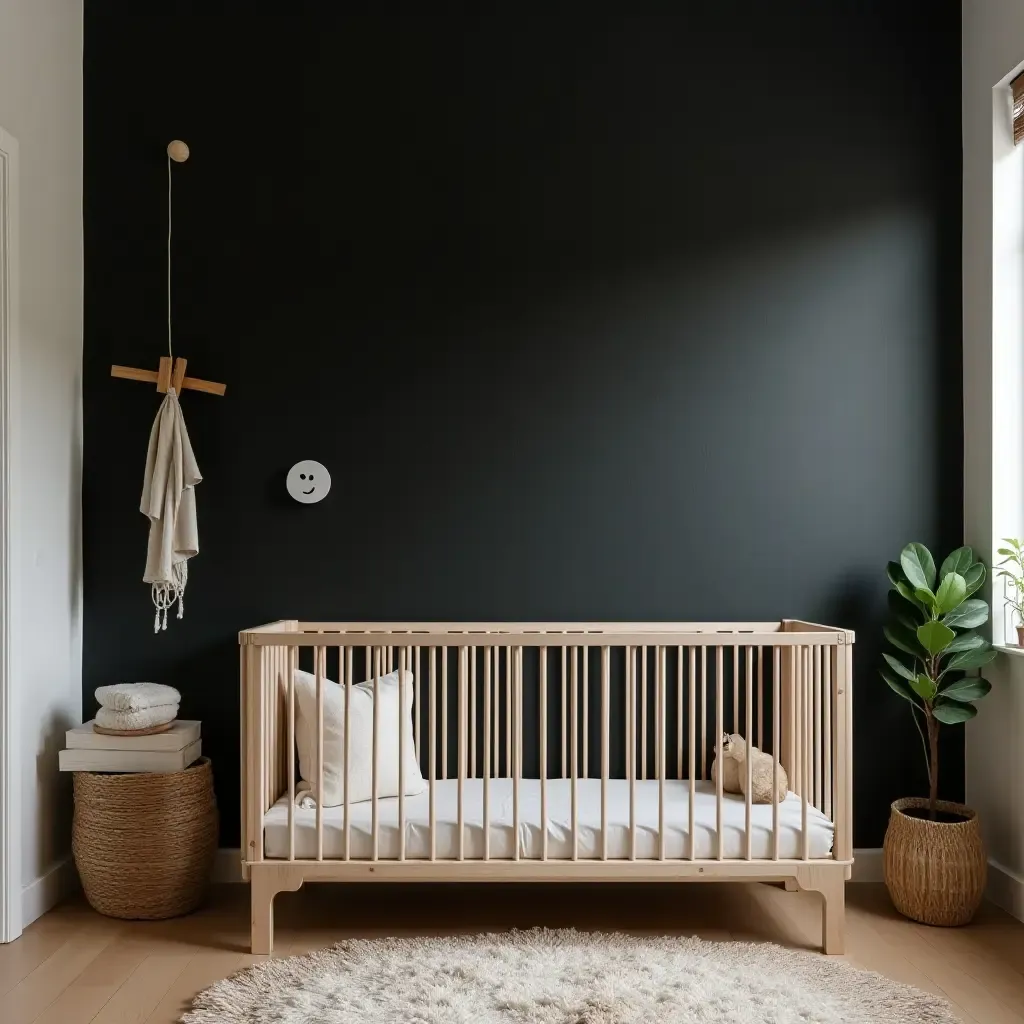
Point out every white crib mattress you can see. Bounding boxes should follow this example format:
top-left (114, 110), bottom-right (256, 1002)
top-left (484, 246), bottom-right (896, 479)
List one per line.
top-left (263, 779), bottom-right (834, 861)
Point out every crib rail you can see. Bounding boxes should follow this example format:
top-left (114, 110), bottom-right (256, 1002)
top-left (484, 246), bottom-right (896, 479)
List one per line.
top-left (240, 621), bottom-right (853, 877)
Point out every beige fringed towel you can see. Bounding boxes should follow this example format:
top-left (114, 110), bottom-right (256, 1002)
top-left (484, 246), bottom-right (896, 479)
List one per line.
top-left (141, 389), bottom-right (201, 631)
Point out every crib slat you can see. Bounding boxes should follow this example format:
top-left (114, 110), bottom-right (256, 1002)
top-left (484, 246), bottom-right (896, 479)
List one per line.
top-left (716, 644), bottom-right (724, 861)
top-left (688, 646), bottom-right (696, 860)
top-left (372, 646), bottom-right (380, 861)
top-left (514, 646), bottom-right (522, 861)
top-left (414, 646), bottom-right (421, 771)
top-left (266, 647), bottom-right (273, 812)
top-left (316, 645), bottom-right (325, 862)
top-left (624, 644), bottom-right (632, 790)
top-left (506, 645), bottom-right (512, 779)
top-left (429, 647), bottom-right (437, 861)
top-left (701, 646), bottom-right (708, 780)
top-left (733, 643), bottom-right (739, 734)
top-left (484, 645), bottom-right (492, 861)
top-left (517, 646), bottom-right (524, 786)
top-left (571, 646), bottom-right (578, 861)
top-left (344, 646), bottom-right (352, 861)
top-left (459, 646), bottom-right (467, 861)
top-left (772, 645), bottom-right (781, 861)
top-left (757, 646), bottom-right (764, 749)
top-left (824, 642), bottom-right (833, 820)
top-left (641, 646), bottom-right (648, 781)
top-left (288, 645), bottom-right (296, 862)
top-left (745, 645), bottom-right (753, 861)
top-left (399, 647), bottom-right (406, 862)
top-left (493, 646), bottom-right (500, 779)
top-left (814, 644), bottom-right (822, 811)
top-left (583, 646), bottom-right (589, 779)
top-left (442, 646), bottom-right (448, 782)
top-left (601, 645), bottom-right (610, 861)
top-left (658, 646), bottom-right (666, 861)
top-left (470, 646), bottom-right (477, 779)
top-left (802, 646), bottom-right (810, 861)
top-left (628, 645), bottom-right (636, 861)
top-left (677, 646), bottom-right (683, 780)
top-left (539, 646), bottom-right (547, 862)
top-left (561, 644), bottom-right (567, 779)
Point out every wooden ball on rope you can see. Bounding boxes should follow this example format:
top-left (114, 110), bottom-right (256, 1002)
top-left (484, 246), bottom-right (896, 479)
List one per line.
top-left (166, 140), bottom-right (190, 163)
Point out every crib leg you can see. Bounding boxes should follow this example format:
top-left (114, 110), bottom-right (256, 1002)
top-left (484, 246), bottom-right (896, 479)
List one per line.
top-left (795, 866), bottom-right (845, 955)
top-left (250, 865), bottom-right (304, 955)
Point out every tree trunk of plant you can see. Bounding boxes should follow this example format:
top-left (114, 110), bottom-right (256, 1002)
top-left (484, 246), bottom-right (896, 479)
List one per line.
top-left (927, 713), bottom-right (940, 820)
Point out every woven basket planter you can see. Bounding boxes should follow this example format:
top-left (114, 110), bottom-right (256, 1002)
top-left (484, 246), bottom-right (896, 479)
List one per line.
top-left (72, 756), bottom-right (218, 920)
top-left (883, 797), bottom-right (986, 927)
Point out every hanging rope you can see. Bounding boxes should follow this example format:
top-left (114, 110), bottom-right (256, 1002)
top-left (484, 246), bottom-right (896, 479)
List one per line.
top-left (167, 154), bottom-right (173, 365)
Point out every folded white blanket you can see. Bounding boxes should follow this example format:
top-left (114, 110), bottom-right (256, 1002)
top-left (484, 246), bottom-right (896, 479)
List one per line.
top-left (94, 682), bottom-right (181, 712)
top-left (95, 703), bottom-right (179, 732)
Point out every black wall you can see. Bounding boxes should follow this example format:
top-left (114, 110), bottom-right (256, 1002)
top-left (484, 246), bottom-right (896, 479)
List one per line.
top-left (83, 6), bottom-right (963, 848)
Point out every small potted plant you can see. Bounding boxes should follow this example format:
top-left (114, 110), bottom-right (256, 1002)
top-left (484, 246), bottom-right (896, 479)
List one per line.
top-left (881, 543), bottom-right (994, 926)
top-left (996, 538), bottom-right (1024, 646)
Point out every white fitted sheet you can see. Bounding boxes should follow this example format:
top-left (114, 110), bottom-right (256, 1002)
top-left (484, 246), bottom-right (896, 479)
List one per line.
top-left (263, 779), bottom-right (834, 861)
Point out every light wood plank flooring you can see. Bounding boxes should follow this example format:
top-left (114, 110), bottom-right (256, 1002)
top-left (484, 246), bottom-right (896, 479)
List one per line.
top-left (3, 883), bottom-right (1023, 1022)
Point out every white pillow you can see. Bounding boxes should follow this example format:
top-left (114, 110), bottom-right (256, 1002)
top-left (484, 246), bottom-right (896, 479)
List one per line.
top-left (293, 667), bottom-right (426, 807)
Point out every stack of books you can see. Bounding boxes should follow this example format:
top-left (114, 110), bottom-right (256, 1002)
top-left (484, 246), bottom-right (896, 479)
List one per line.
top-left (59, 720), bottom-right (201, 773)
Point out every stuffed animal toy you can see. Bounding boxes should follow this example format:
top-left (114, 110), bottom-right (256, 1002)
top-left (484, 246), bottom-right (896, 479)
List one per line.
top-left (710, 734), bottom-right (741, 795)
top-left (720, 732), bottom-right (788, 804)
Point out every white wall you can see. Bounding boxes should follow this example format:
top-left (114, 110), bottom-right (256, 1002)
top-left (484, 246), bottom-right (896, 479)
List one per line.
top-left (963, 0), bottom-right (1024, 919)
top-left (0, 0), bottom-right (83, 926)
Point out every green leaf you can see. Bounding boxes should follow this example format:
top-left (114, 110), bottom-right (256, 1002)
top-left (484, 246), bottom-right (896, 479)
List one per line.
top-left (939, 547), bottom-right (974, 581)
top-left (887, 561), bottom-right (905, 588)
top-left (882, 652), bottom-right (917, 682)
top-left (896, 581), bottom-right (924, 608)
top-left (944, 647), bottom-right (997, 672)
top-left (880, 668), bottom-right (917, 703)
top-left (917, 620), bottom-right (956, 655)
top-left (933, 702), bottom-right (979, 724)
top-left (935, 572), bottom-right (967, 614)
top-left (943, 599), bottom-right (989, 630)
top-left (901, 543), bottom-right (937, 591)
top-left (914, 587), bottom-right (938, 611)
top-left (884, 623), bottom-right (926, 660)
top-left (911, 673), bottom-right (937, 701)
top-left (888, 589), bottom-right (921, 629)
top-left (963, 563), bottom-right (986, 598)
top-left (997, 548), bottom-right (1015, 557)
top-left (940, 677), bottom-right (992, 702)
top-left (943, 631), bottom-right (986, 654)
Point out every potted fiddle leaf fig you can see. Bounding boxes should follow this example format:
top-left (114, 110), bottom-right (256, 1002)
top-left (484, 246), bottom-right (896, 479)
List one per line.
top-left (881, 543), bottom-right (993, 926)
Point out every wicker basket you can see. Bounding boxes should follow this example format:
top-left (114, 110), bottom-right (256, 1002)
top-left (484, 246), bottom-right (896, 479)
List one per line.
top-left (883, 797), bottom-right (986, 926)
top-left (72, 756), bottom-right (218, 919)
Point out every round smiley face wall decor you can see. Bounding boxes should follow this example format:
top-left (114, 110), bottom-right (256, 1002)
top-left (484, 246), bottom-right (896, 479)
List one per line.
top-left (286, 460), bottom-right (331, 504)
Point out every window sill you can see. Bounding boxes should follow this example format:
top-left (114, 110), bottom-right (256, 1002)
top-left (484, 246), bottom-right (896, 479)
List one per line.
top-left (995, 644), bottom-right (1024, 657)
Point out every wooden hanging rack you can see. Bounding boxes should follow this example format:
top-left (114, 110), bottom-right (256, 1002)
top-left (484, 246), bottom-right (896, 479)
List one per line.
top-left (111, 356), bottom-right (227, 396)
top-left (109, 140), bottom-right (227, 398)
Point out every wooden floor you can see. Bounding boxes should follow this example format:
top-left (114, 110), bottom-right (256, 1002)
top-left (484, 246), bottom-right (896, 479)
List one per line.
top-left (2, 882), bottom-right (1024, 1022)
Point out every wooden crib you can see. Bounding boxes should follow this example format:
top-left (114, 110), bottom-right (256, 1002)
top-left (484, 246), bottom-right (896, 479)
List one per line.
top-left (239, 620), bottom-right (854, 955)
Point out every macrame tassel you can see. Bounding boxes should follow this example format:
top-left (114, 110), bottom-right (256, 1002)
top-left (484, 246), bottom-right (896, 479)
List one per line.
top-left (150, 561), bottom-right (189, 633)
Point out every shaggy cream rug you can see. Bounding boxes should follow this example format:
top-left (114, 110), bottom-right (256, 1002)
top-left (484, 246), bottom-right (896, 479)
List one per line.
top-left (182, 929), bottom-right (957, 1023)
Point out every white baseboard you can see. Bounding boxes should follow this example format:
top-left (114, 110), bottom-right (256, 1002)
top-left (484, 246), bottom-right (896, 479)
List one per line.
top-left (987, 858), bottom-right (1024, 922)
top-left (212, 847), bottom-right (886, 884)
top-left (21, 856), bottom-right (79, 928)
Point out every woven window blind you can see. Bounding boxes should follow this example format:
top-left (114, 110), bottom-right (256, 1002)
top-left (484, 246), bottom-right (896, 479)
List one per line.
top-left (1014, 71), bottom-right (1024, 145)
